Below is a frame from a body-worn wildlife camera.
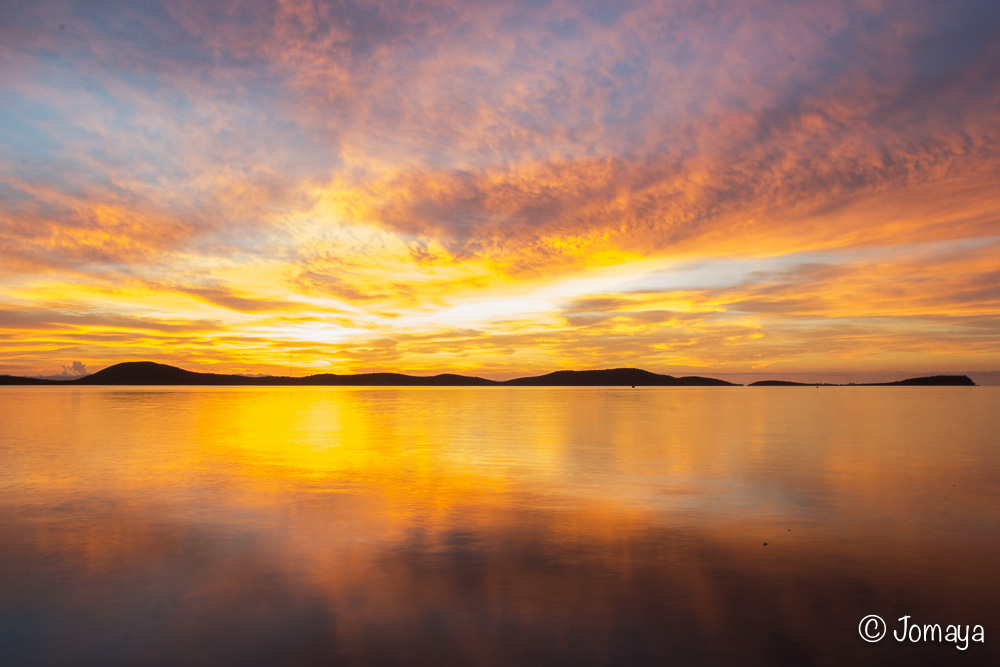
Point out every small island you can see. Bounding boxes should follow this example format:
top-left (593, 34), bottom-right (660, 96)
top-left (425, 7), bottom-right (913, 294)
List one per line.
top-left (748, 375), bottom-right (976, 387)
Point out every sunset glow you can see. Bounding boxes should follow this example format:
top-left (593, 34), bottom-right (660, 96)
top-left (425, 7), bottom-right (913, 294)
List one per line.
top-left (2, 0), bottom-right (998, 381)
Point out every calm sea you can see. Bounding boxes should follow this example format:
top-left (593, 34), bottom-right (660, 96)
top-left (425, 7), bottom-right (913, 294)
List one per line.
top-left (1, 386), bottom-right (998, 666)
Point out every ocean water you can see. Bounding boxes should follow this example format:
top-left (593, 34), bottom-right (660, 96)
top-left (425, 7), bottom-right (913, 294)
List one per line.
top-left (1, 386), bottom-right (998, 666)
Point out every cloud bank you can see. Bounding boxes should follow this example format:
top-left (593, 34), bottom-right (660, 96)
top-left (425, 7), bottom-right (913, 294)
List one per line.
top-left (1, 0), bottom-right (998, 378)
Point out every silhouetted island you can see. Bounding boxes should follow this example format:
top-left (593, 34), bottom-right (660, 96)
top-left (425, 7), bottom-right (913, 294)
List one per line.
top-left (748, 375), bottom-right (976, 387)
top-left (0, 362), bottom-right (977, 387)
top-left (1, 361), bottom-right (737, 386)
top-left (503, 368), bottom-right (734, 386)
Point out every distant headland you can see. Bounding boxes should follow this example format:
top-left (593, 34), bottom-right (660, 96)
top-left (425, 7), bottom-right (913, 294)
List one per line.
top-left (0, 361), bottom-right (978, 387)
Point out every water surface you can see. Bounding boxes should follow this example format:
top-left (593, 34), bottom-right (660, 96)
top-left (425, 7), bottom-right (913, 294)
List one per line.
top-left (1, 386), bottom-right (998, 665)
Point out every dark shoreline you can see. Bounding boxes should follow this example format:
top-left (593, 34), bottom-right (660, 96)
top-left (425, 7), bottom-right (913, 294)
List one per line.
top-left (0, 361), bottom-right (977, 387)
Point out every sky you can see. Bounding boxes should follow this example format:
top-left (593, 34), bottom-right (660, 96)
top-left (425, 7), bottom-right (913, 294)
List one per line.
top-left (1, 0), bottom-right (999, 382)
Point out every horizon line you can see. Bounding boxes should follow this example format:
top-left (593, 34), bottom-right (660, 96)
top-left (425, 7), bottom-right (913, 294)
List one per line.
top-left (1, 361), bottom-right (980, 387)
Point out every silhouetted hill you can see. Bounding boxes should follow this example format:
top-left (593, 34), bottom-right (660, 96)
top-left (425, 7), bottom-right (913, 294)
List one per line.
top-left (876, 375), bottom-right (976, 386)
top-left (502, 368), bottom-right (738, 386)
top-left (749, 375), bottom-right (976, 387)
top-left (74, 361), bottom-right (268, 385)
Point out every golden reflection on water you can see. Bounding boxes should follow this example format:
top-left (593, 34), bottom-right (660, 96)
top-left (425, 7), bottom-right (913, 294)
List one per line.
top-left (1, 386), bottom-right (999, 666)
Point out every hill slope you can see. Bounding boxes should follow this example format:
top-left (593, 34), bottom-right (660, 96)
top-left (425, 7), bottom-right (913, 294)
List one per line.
top-left (74, 361), bottom-right (267, 385)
